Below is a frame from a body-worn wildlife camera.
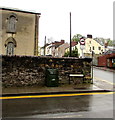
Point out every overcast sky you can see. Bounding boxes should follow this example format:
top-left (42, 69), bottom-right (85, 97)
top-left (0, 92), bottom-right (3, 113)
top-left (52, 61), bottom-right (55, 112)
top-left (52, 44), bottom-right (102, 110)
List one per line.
top-left (0, 0), bottom-right (114, 46)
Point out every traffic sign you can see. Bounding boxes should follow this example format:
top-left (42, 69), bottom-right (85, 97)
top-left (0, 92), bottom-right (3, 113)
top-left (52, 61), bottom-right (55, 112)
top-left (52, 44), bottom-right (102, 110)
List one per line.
top-left (80, 37), bottom-right (85, 45)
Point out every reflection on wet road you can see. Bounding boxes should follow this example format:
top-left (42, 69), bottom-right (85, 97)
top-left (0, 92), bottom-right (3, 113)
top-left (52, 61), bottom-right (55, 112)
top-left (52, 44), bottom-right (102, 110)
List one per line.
top-left (2, 93), bottom-right (113, 118)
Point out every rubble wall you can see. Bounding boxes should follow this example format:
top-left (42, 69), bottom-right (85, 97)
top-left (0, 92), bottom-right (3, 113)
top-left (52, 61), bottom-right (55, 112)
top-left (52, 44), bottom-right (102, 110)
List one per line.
top-left (2, 55), bottom-right (92, 87)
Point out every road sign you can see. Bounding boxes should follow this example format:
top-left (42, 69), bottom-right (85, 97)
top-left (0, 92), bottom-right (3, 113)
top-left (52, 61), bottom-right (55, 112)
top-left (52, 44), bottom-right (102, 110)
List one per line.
top-left (80, 37), bottom-right (85, 45)
top-left (80, 37), bottom-right (85, 58)
top-left (80, 45), bottom-right (85, 50)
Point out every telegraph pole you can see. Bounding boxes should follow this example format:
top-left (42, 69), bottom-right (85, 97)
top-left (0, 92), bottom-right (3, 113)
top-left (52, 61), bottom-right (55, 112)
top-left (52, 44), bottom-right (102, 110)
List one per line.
top-left (91, 51), bottom-right (94, 84)
top-left (70, 12), bottom-right (72, 57)
top-left (44, 36), bottom-right (46, 56)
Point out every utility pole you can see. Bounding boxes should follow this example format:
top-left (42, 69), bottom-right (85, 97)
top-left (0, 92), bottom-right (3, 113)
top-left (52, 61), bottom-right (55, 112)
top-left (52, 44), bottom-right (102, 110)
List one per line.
top-left (91, 51), bottom-right (94, 84)
top-left (44, 36), bottom-right (46, 56)
top-left (70, 12), bottom-right (72, 57)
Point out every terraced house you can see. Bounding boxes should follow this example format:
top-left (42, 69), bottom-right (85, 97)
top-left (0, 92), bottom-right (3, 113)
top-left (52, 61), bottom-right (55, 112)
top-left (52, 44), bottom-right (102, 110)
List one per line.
top-left (0, 8), bottom-right (41, 56)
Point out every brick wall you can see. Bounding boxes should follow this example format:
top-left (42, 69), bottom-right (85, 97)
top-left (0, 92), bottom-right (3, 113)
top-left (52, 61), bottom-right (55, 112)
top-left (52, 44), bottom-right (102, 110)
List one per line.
top-left (1, 55), bottom-right (92, 87)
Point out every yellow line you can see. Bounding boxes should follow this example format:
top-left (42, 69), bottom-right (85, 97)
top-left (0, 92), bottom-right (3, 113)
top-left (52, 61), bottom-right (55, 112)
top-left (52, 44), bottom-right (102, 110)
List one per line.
top-left (1, 92), bottom-right (115, 100)
top-left (94, 77), bottom-right (115, 85)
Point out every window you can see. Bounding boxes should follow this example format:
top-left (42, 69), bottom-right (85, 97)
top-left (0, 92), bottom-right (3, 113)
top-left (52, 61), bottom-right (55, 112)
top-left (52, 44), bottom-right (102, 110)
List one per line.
top-left (98, 47), bottom-right (101, 50)
top-left (93, 46), bottom-right (95, 50)
top-left (90, 47), bottom-right (92, 52)
top-left (6, 42), bottom-right (14, 55)
top-left (7, 13), bottom-right (17, 33)
top-left (5, 37), bottom-right (17, 55)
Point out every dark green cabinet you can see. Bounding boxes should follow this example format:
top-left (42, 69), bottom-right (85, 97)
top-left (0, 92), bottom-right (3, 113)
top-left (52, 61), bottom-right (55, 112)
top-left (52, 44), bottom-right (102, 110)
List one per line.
top-left (45, 69), bottom-right (59, 87)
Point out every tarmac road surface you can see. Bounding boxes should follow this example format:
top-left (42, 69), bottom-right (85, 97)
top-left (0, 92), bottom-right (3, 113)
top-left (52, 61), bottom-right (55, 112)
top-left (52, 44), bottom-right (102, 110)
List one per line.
top-left (93, 68), bottom-right (114, 91)
top-left (93, 68), bottom-right (114, 83)
top-left (2, 92), bottom-right (114, 118)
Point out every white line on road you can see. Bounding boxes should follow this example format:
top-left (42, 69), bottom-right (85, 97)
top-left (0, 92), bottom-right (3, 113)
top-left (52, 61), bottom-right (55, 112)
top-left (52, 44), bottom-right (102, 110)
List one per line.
top-left (94, 77), bottom-right (115, 85)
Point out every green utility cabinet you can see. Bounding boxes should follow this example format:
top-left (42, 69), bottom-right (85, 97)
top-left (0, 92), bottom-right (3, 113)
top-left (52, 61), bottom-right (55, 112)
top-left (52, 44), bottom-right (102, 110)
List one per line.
top-left (45, 69), bottom-right (59, 87)
top-left (112, 59), bottom-right (115, 67)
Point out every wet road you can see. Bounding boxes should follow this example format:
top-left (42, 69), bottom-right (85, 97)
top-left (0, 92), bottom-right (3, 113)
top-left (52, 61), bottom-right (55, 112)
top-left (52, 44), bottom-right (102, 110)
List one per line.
top-left (93, 68), bottom-right (114, 90)
top-left (2, 92), bottom-right (114, 118)
top-left (93, 68), bottom-right (114, 83)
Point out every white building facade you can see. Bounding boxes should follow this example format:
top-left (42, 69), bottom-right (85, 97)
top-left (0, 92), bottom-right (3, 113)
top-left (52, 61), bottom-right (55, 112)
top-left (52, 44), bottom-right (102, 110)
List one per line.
top-left (77, 37), bottom-right (105, 58)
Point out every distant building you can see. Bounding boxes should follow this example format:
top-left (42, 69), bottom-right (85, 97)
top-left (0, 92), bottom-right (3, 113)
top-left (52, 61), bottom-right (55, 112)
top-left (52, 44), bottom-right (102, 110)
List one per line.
top-left (76, 35), bottom-right (105, 58)
top-left (98, 49), bottom-right (115, 68)
top-left (0, 8), bottom-right (41, 56)
top-left (64, 35), bottom-right (106, 65)
top-left (106, 46), bottom-right (115, 51)
top-left (40, 40), bottom-right (65, 57)
top-left (55, 42), bottom-right (69, 57)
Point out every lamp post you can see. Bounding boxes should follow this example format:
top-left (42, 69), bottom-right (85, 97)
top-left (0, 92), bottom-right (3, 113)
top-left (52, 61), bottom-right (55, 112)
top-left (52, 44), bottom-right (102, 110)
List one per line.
top-left (91, 51), bottom-right (94, 84)
top-left (70, 12), bottom-right (72, 57)
top-left (44, 36), bottom-right (46, 56)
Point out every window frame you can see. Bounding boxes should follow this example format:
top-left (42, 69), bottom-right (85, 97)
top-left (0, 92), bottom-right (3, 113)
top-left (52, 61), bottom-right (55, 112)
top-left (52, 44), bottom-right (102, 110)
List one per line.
top-left (98, 47), bottom-right (101, 50)
top-left (6, 42), bottom-right (14, 55)
top-left (92, 46), bottom-right (95, 50)
top-left (7, 13), bottom-right (18, 33)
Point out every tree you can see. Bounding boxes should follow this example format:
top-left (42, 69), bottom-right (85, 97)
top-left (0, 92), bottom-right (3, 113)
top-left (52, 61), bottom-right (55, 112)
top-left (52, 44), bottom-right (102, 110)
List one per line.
top-left (47, 37), bottom-right (54, 44)
top-left (72, 34), bottom-right (83, 42)
top-left (106, 39), bottom-right (114, 46)
top-left (64, 47), bottom-right (78, 57)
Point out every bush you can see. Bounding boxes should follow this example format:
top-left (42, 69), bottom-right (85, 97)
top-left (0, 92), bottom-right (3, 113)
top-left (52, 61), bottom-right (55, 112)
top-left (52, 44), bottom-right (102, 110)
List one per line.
top-left (64, 48), bottom-right (78, 57)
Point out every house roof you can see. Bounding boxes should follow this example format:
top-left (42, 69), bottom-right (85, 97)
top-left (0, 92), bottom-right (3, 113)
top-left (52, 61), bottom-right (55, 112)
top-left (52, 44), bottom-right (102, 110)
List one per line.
top-left (41, 43), bottom-right (50, 49)
top-left (71, 41), bottom-right (77, 47)
top-left (65, 41), bottom-right (77, 49)
top-left (93, 38), bottom-right (104, 46)
top-left (59, 42), bottom-right (69, 48)
top-left (0, 7), bottom-right (41, 15)
top-left (104, 49), bottom-right (115, 55)
top-left (48, 44), bottom-right (60, 49)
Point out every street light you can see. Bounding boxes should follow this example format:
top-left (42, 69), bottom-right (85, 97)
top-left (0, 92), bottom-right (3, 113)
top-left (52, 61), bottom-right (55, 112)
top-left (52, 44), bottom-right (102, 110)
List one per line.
top-left (44, 36), bottom-right (46, 56)
top-left (91, 51), bottom-right (94, 84)
top-left (70, 12), bottom-right (72, 57)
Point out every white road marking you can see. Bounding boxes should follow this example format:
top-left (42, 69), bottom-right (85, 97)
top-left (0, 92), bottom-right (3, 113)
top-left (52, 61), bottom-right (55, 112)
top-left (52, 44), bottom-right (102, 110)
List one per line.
top-left (94, 77), bottom-right (115, 85)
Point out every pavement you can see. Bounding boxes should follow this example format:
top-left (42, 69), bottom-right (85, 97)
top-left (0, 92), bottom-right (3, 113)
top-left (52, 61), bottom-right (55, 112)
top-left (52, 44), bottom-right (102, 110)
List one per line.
top-left (2, 66), bottom-right (114, 96)
top-left (2, 83), bottom-right (112, 96)
top-left (94, 66), bottom-right (115, 73)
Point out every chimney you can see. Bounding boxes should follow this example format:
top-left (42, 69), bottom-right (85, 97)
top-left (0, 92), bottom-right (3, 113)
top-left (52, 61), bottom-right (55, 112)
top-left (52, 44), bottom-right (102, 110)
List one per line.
top-left (61, 40), bottom-right (65, 44)
top-left (87, 34), bottom-right (92, 38)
